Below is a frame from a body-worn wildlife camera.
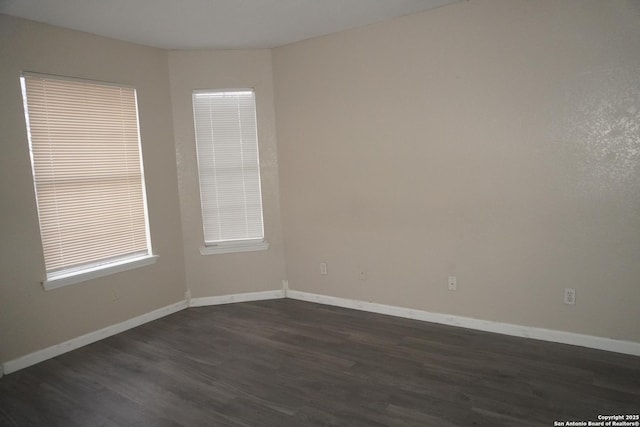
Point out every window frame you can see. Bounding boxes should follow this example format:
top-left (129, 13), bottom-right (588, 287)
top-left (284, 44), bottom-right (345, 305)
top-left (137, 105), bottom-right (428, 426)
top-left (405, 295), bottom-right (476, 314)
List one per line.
top-left (191, 88), bottom-right (268, 255)
top-left (20, 72), bottom-right (156, 289)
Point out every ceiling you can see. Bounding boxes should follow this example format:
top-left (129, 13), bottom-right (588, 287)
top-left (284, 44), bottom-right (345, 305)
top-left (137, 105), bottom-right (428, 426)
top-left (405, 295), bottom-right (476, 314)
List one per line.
top-left (0, 0), bottom-right (461, 50)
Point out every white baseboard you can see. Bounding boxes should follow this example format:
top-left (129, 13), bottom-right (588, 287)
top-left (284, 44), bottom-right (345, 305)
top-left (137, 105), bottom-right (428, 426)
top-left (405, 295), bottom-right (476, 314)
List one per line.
top-left (4, 287), bottom-right (639, 377)
top-left (286, 290), bottom-right (640, 356)
top-left (1, 290), bottom-right (285, 376)
top-left (2, 299), bottom-right (189, 375)
top-left (189, 289), bottom-right (285, 307)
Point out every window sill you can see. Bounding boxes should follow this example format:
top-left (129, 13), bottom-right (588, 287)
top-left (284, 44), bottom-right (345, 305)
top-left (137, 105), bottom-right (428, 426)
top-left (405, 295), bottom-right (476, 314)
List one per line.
top-left (200, 240), bottom-right (269, 255)
top-left (43, 255), bottom-right (158, 291)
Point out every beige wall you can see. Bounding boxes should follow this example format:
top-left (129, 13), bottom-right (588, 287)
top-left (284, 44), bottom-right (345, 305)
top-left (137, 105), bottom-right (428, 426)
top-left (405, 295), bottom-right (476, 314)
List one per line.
top-left (2, 0), bottom-right (639, 368)
top-left (167, 50), bottom-right (287, 297)
top-left (0, 15), bottom-right (187, 363)
top-left (273, 0), bottom-right (640, 341)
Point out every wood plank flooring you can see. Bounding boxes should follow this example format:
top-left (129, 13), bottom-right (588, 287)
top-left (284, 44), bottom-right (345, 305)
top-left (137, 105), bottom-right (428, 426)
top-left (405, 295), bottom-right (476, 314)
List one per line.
top-left (1, 299), bottom-right (639, 426)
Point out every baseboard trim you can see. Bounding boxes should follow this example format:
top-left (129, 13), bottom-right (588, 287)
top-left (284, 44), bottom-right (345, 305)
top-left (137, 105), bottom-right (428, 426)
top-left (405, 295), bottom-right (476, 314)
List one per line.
top-left (189, 289), bottom-right (285, 307)
top-left (2, 299), bottom-right (189, 375)
top-left (4, 287), bottom-right (639, 376)
top-left (1, 290), bottom-right (286, 376)
top-left (286, 290), bottom-right (640, 356)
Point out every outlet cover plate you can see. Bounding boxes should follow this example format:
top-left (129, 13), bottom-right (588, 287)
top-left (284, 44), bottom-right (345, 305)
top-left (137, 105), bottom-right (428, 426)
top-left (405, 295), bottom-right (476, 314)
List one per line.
top-left (320, 262), bottom-right (328, 275)
top-left (564, 288), bottom-right (576, 305)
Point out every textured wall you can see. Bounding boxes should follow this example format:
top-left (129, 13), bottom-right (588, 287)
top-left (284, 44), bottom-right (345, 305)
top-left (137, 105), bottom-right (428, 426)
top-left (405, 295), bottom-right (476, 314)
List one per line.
top-left (168, 50), bottom-right (287, 297)
top-left (2, 0), bottom-right (639, 368)
top-left (0, 15), bottom-right (187, 363)
top-left (273, 0), bottom-right (640, 341)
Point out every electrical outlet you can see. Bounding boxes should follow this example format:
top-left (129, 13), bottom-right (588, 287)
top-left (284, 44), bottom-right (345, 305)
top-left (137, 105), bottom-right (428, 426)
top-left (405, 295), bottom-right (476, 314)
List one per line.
top-left (448, 276), bottom-right (457, 291)
top-left (564, 288), bottom-right (576, 305)
top-left (359, 268), bottom-right (367, 281)
top-left (320, 262), bottom-right (328, 275)
top-left (111, 289), bottom-right (120, 301)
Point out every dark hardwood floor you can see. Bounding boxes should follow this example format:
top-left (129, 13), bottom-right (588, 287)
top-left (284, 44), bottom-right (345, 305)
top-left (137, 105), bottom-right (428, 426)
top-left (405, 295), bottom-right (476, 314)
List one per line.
top-left (1, 299), bottom-right (638, 426)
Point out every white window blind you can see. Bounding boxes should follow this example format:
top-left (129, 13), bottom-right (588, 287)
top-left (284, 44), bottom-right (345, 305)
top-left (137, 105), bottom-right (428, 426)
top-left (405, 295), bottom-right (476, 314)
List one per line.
top-left (192, 90), bottom-right (265, 246)
top-left (21, 73), bottom-right (152, 279)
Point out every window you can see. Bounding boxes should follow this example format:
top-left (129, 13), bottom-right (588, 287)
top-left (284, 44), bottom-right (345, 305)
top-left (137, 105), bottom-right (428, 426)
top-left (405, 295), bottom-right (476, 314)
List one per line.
top-left (192, 89), bottom-right (267, 255)
top-left (21, 73), bottom-right (155, 289)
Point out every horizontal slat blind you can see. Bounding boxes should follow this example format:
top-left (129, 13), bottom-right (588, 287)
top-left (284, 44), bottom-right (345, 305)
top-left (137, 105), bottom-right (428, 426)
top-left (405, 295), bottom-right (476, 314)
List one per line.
top-left (22, 74), bottom-right (150, 274)
top-left (192, 90), bottom-right (264, 244)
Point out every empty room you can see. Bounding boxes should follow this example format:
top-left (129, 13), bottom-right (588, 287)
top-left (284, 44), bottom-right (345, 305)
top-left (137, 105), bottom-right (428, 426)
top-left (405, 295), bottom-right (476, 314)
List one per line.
top-left (1, 0), bottom-right (639, 425)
